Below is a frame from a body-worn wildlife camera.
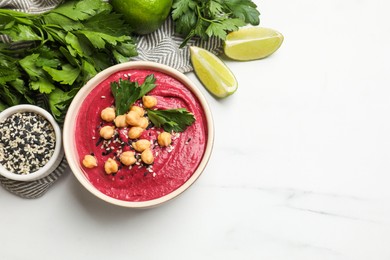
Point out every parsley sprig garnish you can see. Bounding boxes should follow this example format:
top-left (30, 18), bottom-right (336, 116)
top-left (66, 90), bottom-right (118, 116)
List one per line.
top-left (147, 108), bottom-right (195, 133)
top-left (171, 0), bottom-right (260, 47)
top-left (110, 74), bottom-right (195, 132)
top-left (110, 74), bottom-right (156, 115)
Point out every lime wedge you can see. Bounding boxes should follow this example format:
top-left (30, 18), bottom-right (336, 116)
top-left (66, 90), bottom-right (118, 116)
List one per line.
top-left (223, 27), bottom-right (284, 61)
top-left (190, 46), bottom-right (238, 98)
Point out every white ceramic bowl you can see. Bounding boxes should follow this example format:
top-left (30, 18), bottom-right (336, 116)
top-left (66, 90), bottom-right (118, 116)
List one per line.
top-left (63, 61), bottom-right (214, 208)
top-left (0, 104), bottom-right (64, 181)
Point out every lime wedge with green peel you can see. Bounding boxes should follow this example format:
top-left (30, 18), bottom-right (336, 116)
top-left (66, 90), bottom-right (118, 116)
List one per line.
top-left (223, 27), bottom-right (284, 61)
top-left (190, 46), bottom-right (238, 98)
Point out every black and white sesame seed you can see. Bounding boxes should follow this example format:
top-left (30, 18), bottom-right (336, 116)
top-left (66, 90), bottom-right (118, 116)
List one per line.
top-left (0, 112), bottom-right (56, 175)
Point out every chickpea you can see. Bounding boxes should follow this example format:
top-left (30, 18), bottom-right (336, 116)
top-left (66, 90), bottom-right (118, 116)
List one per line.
top-left (82, 155), bottom-right (97, 168)
top-left (141, 148), bottom-right (154, 164)
top-left (128, 127), bottom-right (144, 139)
top-left (119, 151), bottom-right (136, 166)
top-left (137, 117), bottom-right (149, 129)
top-left (158, 132), bottom-right (172, 147)
top-left (104, 158), bottom-right (118, 174)
top-left (130, 106), bottom-right (144, 117)
top-left (142, 95), bottom-right (157, 108)
top-left (114, 114), bottom-right (128, 128)
top-left (125, 111), bottom-right (140, 126)
top-left (132, 139), bottom-right (151, 152)
top-left (101, 107), bottom-right (116, 122)
top-left (100, 125), bottom-right (115, 139)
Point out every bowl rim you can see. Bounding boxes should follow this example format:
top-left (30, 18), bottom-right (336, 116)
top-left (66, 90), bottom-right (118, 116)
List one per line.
top-left (0, 104), bottom-right (64, 181)
top-left (63, 61), bottom-right (214, 208)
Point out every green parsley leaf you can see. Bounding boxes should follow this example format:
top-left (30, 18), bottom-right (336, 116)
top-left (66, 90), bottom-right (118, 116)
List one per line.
top-left (43, 13), bottom-right (83, 31)
top-left (50, 0), bottom-right (110, 21)
top-left (0, 24), bottom-right (41, 41)
top-left (65, 32), bottom-right (85, 56)
top-left (0, 100), bottom-right (8, 111)
top-left (171, 0), bottom-right (197, 20)
top-left (205, 18), bottom-right (246, 39)
top-left (18, 54), bottom-right (44, 79)
top-left (225, 0), bottom-right (260, 25)
top-left (43, 64), bottom-right (81, 85)
top-left (172, 0), bottom-right (260, 46)
top-left (139, 74), bottom-right (158, 97)
top-left (146, 108), bottom-right (195, 132)
top-left (111, 79), bottom-right (141, 116)
top-left (30, 78), bottom-right (56, 94)
top-left (0, 54), bottom-right (20, 85)
top-left (110, 74), bottom-right (157, 115)
top-left (0, 0), bottom-right (138, 122)
top-left (0, 84), bottom-right (22, 106)
top-left (49, 88), bottom-right (73, 122)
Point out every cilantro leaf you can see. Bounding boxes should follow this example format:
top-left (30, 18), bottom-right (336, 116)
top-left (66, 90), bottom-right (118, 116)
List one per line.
top-left (146, 108), bottom-right (195, 132)
top-left (110, 74), bottom-right (157, 115)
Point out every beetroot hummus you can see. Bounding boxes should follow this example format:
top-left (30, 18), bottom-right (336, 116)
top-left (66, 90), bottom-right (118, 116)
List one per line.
top-left (75, 69), bottom-right (208, 201)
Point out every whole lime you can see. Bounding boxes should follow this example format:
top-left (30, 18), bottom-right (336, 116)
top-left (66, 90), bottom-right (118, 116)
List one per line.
top-left (111, 0), bottom-right (173, 35)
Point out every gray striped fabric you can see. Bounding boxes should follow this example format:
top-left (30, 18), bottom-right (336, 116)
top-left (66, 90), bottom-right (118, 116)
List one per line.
top-left (0, 0), bottom-right (222, 198)
top-left (0, 0), bottom-right (63, 13)
top-left (133, 16), bottom-right (222, 73)
top-left (0, 158), bottom-right (68, 199)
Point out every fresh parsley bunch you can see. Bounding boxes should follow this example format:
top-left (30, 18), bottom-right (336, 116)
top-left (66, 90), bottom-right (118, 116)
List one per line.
top-left (0, 0), bottom-right (137, 122)
top-left (171, 0), bottom-right (260, 47)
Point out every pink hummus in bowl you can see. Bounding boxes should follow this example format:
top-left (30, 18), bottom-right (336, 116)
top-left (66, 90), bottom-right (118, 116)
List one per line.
top-left (63, 61), bottom-right (213, 208)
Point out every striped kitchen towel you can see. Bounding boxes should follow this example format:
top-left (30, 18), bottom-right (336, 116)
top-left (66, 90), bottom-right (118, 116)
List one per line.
top-left (133, 16), bottom-right (222, 73)
top-left (0, 0), bottom-right (222, 198)
top-left (0, 0), bottom-right (62, 13)
top-left (0, 158), bottom-right (68, 199)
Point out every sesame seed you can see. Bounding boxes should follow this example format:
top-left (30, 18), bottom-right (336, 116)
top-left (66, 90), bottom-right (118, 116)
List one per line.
top-left (0, 112), bottom-right (56, 174)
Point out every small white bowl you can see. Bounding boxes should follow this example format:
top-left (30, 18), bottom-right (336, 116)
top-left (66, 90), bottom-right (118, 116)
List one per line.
top-left (0, 104), bottom-right (64, 181)
top-left (63, 61), bottom-right (214, 208)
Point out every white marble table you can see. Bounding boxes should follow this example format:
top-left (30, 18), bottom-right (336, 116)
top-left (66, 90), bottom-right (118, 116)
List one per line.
top-left (1, 0), bottom-right (390, 259)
